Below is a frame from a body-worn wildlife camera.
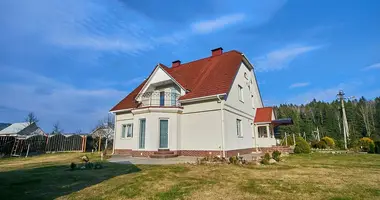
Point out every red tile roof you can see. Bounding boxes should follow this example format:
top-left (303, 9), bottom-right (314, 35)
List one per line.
top-left (110, 50), bottom-right (243, 111)
top-left (254, 107), bottom-right (273, 123)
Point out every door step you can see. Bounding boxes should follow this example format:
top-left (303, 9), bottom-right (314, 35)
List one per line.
top-left (149, 150), bottom-right (178, 158)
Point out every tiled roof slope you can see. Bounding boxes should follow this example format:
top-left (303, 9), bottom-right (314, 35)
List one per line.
top-left (110, 50), bottom-right (243, 111)
top-left (254, 107), bottom-right (273, 123)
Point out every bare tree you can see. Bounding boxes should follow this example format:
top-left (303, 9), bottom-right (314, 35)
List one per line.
top-left (91, 114), bottom-right (115, 154)
top-left (358, 100), bottom-right (375, 137)
top-left (52, 121), bottom-right (64, 134)
top-left (25, 112), bottom-right (39, 125)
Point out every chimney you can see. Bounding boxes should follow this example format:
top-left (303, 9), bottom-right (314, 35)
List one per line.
top-left (172, 60), bottom-right (181, 67)
top-left (211, 47), bottom-right (223, 57)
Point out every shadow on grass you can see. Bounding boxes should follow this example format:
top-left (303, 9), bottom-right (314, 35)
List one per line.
top-left (0, 162), bottom-right (140, 200)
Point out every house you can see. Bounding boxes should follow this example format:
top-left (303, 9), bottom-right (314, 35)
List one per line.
top-left (110, 48), bottom-right (281, 158)
top-left (0, 122), bottom-right (45, 137)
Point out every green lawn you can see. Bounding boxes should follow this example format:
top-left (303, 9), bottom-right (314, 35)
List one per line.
top-left (0, 153), bottom-right (380, 200)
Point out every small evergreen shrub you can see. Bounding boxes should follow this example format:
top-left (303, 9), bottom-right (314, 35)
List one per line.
top-left (321, 136), bottom-right (335, 148)
top-left (294, 136), bottom-right (311, 154)
top-left (272, 150), bottom-right (281, 162)
top-left (375, 141), bottom-right (380, 154)
top-left (261, 153), bottom-right (271, 165)
top-left (369, 142), bottom-right (375, 154)
top-left (70, 162), bottom-right (77, 170)
top-left (229, 156), bottom-right (238, 164)
top-left (359, 137), bottom-right (375, 152)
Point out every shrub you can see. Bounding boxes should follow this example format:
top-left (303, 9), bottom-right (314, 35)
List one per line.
top-left (261, 153), bottom-right (271, 165)
top-left (229, 156), bottom-right (238, 164)
top-left (359, 137), bottom-right (375, 152)
top-left (321, 136), bottom-right (335, 148)
top-left (294, 136), bottom-right (311, 154)
top-left (70, 162), bottom-right (77, 170)
top-left (281, 136), bottom-right (294, 146)
top-left (375, 141), bottom-right (380, 154)
top-left (369, 143), bottom-right (375, 154)
top-left (272, 150), bottom-right (281, 162)
top-left (312, 140), bottom-right (327, 149)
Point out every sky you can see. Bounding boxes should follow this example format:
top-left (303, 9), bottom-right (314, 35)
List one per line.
top-left (0, 0), bottom-right (379, 132)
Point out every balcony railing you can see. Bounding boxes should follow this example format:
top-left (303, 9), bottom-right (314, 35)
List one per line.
top-left (137, 92), bottom-right (180, 107)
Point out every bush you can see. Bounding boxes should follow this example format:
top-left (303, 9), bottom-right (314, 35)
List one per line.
top-left (294, 136), bottom-right (311, 154)
top-left (375, 141), bottom-right (380, 154)
top-left (229, 156), bottom-right (238, 164)
top-left (369, 143), bottom-right (375, 154)
top-left (70, 162), bottom-right (77, 170)
top-left (321, 136), bottom-right (335, 148)
top-left (261, 153), bottom-right (271, 165)
top-left (359, 137), bottom-right (375, 152)
top-left (272, 150), bottom-right (281, 162)
top-left (312, 140), bottom-right (327, 149)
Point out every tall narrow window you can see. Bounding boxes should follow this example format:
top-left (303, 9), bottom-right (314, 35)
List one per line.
top-left (170, 88), bottom-right (176, 106)
top-left (121, 124), bottom-right (126, 138)
top-left (236, 119), bottom-right (243, 137)
top-left (160, 91), bottom-right (165, 106)
top-left (139, 119), bottom-right (146, 149)
top-left (238, 85), bottom-right (244, 102)
top-left (126, 124), bottom-right (133, 138)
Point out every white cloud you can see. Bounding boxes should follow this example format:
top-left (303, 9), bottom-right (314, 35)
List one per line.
top-left (363, 63), bottom-right (380, 71)
top-left (255, 45), bottom-right (323, 72)
top-left (289, 82), bottom-right (310, 89)
top-left (286, 81), bottom-right (362, 105)
top-left (191, 13), bottom-right (246, 34)
top-left (0, 67), bottom-right (126, 132)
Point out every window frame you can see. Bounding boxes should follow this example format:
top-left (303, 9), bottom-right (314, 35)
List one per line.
top-left (258, 126), bottom-right (268, 138)
top-left (126, 123), bottom-right (133, 138)
top-left (238, 84), bottom-right (244, 103)
top-left (236, 119), bottom-right (243, 138)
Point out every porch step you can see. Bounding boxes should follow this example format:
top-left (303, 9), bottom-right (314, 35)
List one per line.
top-left (149, 149), bottom-right (178, 158)
top-left (154, 151), bottom-right (175, 155)
top-left (149, 154), bottom-right (178, 158)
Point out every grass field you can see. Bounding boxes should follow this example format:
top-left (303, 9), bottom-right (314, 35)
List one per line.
top-left (0, 153), bottom-right (379, 200)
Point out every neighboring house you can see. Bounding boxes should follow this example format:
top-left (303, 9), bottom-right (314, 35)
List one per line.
top-left (0, 123), bottom-right (11, 131)
top-left (0, 122), bottom-right (45, 137)
top-left (110, 48), bottom-right (280, 158)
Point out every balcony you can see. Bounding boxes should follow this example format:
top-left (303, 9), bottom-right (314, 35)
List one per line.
top-left (137, 92), bottom-right (180, 107)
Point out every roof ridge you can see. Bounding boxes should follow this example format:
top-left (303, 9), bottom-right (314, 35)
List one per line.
top-left (165, 50), bottom-right (241, 69)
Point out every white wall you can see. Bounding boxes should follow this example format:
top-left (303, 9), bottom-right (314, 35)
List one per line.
top-left (181, 100), bottom-right (222, 150)
top-left (223, 108), bottom-right (254, 150)
top-left (115, 112), bottom-right (135, 150)
top-left (115, 110), bottom-right (180, 151)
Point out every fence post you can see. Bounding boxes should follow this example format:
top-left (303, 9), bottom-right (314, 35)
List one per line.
top-left (285, 132), bottom-right (288, 146)
top-left (25, 144), bottom-right (30, 158)
top-left (293, 134), bottom-right (296, 146)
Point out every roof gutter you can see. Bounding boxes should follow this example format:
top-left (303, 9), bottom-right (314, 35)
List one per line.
top-left (109, 108), bottom-right (133, 113)
top-left (179, 93), bottom-right (226, 104)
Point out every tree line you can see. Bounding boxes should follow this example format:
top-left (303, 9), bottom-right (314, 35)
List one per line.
top-left (274, 97), bottom-right (380, 149)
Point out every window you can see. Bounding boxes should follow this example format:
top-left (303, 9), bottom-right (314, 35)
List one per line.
top-left (258, 126), bottom-right (268, 138)
top-left (236, 119), bottom-right (243, 137)
top-left (121, 124), bottom-right (126, 138)
top-left (160, 91), bottom-right (165, 106)
top-left (139, 119), bottom-right (146, 149)
top-left (122, 123), bottom-right (133, 138)
top-left (238, 85), bottom-right (244, 102)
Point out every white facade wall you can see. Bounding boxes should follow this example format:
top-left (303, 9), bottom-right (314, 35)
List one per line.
top-left (180, 100), bottom-right (222, 150)
top-left (114, 109), bottom-right (180, 151)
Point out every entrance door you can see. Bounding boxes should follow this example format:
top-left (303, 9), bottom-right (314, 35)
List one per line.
top-left (159, 119), bottom-right (168, 148)
top-left (139, 119), bottom-right (146, 149)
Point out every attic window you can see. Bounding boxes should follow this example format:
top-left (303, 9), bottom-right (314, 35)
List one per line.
top-left (244, 72), bottom-right (248, 80)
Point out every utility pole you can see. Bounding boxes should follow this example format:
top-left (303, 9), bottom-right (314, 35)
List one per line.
top-left (337, 90), bottom-right (350, 150)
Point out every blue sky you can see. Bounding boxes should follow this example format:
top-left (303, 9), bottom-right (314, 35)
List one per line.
top-left (0, 0), bottom-right (379, 132)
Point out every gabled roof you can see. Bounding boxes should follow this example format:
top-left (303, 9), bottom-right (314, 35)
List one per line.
top-left (254, 107), bottom-right (274, 123)
top-left (0, 122), bottom-right (29, 135)
top-left (110, 50), bottom-right (244, 111)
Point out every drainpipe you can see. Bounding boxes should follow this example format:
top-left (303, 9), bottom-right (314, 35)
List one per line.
top-left (217, 94), bottom-right (226, 158)
top-left (112, 113), bottom-right (117, 155)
